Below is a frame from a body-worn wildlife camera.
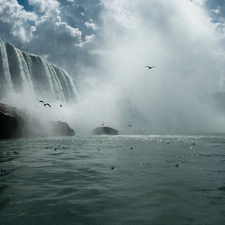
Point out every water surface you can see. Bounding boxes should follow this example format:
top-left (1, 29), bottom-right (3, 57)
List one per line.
top-left (0, 135), bottom-right (225, 225)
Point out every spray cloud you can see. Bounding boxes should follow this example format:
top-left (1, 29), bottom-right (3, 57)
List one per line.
top-left (2, 0), bottom-right (225, 135)
top-left (72, 0), bottom-right (225, 134)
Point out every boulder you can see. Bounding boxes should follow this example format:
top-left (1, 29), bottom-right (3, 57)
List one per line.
top-left (49, 121), bottom-right (75, 136)
top-left (92, 126), bottom-right (119, 135)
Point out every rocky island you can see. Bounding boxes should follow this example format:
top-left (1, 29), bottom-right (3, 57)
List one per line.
top-left (92, 126), bottom-right (119, 135)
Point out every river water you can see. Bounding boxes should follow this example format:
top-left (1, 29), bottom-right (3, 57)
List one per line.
top-left (0, 135), bottom-right (225, 225)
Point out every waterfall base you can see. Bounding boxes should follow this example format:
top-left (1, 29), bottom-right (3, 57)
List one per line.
top-left (0, 103), bottom-right (75, 138)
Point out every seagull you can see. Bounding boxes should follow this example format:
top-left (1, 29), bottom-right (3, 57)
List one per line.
top-left (39, 100), bottom-right (44, 104)
top-left (145, 66), bottom-right (156, 69)
top-left (59, 104), bottom-right (63, 108)
top-left (44, 103), bottom-right (51, 107)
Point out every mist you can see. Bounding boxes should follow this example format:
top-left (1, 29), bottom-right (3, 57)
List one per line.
top-left (2, 0), bottom-right (225, 135)
top-left (69, 0), bottom-right (225, 135)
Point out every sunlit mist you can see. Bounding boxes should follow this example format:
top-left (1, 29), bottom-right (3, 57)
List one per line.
top-left (72, 0), bottom-right (225, 134)
top-left (1, 0), bottom-right (225, 135)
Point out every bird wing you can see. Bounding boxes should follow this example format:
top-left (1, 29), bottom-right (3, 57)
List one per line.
top-left (145, 66), bottom-right (156, 68)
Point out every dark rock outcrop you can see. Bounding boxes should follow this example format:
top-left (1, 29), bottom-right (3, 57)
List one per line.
top-left (49, 121), bottom-right (75, 137)
top-left (0, 111), bottom-right (23, 138)
top-left (0, 103), bottom-right (75, 139)
top-left (92, 126), bottom-right (119, 135)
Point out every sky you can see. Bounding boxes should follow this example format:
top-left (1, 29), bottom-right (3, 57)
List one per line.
top-left (1, 0), bottom-right (225, 134)
top-left (1, 0), bottom-right (225, 77)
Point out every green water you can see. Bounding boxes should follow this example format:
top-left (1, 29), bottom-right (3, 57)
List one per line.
top-left (0, 135), bottom-right (225, 225)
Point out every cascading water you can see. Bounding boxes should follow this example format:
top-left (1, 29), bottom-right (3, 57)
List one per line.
top-left (0, 39), bottom-right (78, 103)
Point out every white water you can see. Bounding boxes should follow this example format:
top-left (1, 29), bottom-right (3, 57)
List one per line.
top-left (0, 39), bottom-right (78, 103)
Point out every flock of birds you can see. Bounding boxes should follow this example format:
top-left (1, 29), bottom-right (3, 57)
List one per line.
top-left (35, 65), bottom-right (155, 170)
top-left (0, 64), bottom-right (184, 176)
top-left (37, 65), bottom-right (154, 109)
top-left (39, 100), bottom-right (63, 108)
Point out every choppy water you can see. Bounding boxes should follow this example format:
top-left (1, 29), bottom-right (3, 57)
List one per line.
top-left (0, 135), bottom-right (225, 225)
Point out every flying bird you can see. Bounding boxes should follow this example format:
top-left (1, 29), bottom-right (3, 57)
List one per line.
top-left (39, 100), bottom-right (44, 104)
top-left (59, 104), bottom-right (63, 108)
top-left (145, 66), bottom-right (156, 69)
top-left (44, 103), bottom-right (51, 107)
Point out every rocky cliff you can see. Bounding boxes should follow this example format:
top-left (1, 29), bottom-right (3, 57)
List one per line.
top-left (0, 103), bottom-right (75, 139)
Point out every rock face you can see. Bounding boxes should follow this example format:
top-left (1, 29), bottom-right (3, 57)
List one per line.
top-left (92, 127), bottom-right (119, 135)
top-left (49, 121), bottom-right (75, 137)
top-left (0, 103), bottom-right (75, 139)
top-left (0, 111), bottom-right (23, 138)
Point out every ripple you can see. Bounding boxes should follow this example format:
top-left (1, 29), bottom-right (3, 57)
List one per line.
top-left (0, 135), bottom-right (225, 225)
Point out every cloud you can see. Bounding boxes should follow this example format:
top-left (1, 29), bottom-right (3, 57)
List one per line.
top-left (28, 0), bottom-right (60, 13)
top-left (1, 0), bottom-right (225, 134)
top-left (0, 0), bottom-right (37, 43)
top-left (55, 21), bottom-right (82, 39)
top-left (192, 0), bottom-right (206, 6)
top-left (76, 34), bottom-right (95, 47)
top-left (0, 0), bottom-right (101, 68)
top-left (85, 21), bottom-right (99, 30)
top-left (70, 0), bottom-right (225, 134)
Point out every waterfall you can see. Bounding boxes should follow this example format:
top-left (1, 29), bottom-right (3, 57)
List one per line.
top-left (0, 39), bottom-right (78, 103)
